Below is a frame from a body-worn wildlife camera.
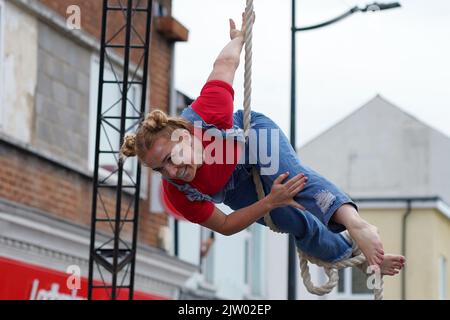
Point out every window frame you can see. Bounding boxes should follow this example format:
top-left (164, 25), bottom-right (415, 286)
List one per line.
top-left (149, 171), bottom-right (164, 213)
top-left (243, 230), bottom-right (251, 289)
top-left (242, 225), bottom-right (266, 298)
top-left (336, 267), bottom-right (373, 300)
top-left (200, 228), bottom-right (215, 285)
top-left (249, 224), bottom-right (265, 297)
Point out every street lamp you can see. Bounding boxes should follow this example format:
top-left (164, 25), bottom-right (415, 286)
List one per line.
top-left (288, 1), bottom-right (401, 300)
top-left (296, 2), bottom-right (401, 32)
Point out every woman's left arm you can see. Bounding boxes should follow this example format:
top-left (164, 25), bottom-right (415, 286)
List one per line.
top-left (207, 14), bottom-right (250, 85)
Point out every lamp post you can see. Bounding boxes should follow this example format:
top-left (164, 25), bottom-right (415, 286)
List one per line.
top-left (288, 1), bottom-right (401, 300)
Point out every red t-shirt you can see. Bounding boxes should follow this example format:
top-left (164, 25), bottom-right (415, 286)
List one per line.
top-left (162, 80), bottom-right (241, 223)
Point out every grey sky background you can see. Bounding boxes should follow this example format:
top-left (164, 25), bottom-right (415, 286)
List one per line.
top-left (172, 0), bottom-right (450, 147)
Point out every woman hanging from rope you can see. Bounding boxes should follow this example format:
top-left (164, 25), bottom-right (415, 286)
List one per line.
top-left (120, 13), bottom-right (405, 276)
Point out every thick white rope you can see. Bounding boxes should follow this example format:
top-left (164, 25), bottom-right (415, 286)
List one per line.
top-left (242, 0), bottom-right (383, 300)
top-left (243, 0), bottom-right (254, 139)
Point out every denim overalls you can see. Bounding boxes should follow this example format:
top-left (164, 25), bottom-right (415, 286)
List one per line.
top-left (166, 106), bottom-right (355, 263)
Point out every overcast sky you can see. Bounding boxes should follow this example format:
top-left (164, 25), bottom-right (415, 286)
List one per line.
top-left (172, 0), bottom-right (450, 147)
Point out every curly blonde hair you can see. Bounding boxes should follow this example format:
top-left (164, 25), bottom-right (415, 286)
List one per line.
top-left (120, 109), bottom-right (191, 163)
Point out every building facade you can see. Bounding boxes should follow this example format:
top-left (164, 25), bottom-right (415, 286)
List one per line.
top-left (0, 0), bottom-right (198, 299)
top-left (297, 95), bottom-right (450, 299)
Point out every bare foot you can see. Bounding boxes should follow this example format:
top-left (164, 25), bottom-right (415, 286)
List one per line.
top-left (357, 254), bottom-right (406, 276)
top-left (347, 221), bottom-right (385, 267)
top-left (380, 254), bottom-right (406, 276)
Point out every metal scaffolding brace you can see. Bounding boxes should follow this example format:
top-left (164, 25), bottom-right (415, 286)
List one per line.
top-left (88, 0), bottom-right (153, 300)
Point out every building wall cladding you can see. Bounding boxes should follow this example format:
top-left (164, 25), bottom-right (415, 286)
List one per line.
top-left (0, 0), bottom-right (177, 248)
top-left (0, 141), bottom-right (92, 227)
top-left (1, 1), bottom-right (38, 144)
top-left (35, 22), bottom-right (91, 167)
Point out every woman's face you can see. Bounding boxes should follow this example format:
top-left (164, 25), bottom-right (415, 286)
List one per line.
top-left (144, 130), bottom-right (202, 182)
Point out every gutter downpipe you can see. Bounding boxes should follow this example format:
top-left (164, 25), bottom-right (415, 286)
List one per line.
top-left (401, 199), bottom-right (412, 300)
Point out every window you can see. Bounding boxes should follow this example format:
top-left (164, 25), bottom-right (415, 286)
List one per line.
top-left (439, 256), bottom-right (447, 300)
top-left (249, 224), bottom-right (264, 296)
top-left (174, 90), bottom-right (194, 116)
top-left (337, 267), bottom-right (372, 299)
top-left (243, 225), bottom-right (265, 297)
top-left (244, 234), bottom-right (250, 286)
top-left (150, 171), bottom-right (164, 212)
top-left (89, 55), bottom-right (147, 196)
top-left (201, 229), bottom-right (215, 284)
top-left (153, 1), bottom-right (168, 17)
top-left (164, 90), bottom-right (194, 255)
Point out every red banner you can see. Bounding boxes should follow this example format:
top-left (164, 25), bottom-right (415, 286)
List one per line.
top-left (0, 256), bottom-right (169, 300)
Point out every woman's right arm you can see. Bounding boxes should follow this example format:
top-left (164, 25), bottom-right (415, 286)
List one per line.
top-left (201, 173), bottom-right (307, 236)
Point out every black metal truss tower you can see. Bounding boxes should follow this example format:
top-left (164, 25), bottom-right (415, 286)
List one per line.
top-left (88, 0), bottom-right (153, 300)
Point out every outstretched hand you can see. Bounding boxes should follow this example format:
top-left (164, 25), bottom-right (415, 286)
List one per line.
top-left (229, 11), bottom-right (255, 41)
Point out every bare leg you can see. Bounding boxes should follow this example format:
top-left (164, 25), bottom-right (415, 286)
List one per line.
top-left (332, 204), bottom-right (385, 267)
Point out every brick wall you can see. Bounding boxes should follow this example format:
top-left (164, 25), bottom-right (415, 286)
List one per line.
top-left (0, 139), bottom-right (165, 246)
top-left (0, 141), bottom-right (91, 228)
top-left (0, 0), bottom-right (181, 248)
